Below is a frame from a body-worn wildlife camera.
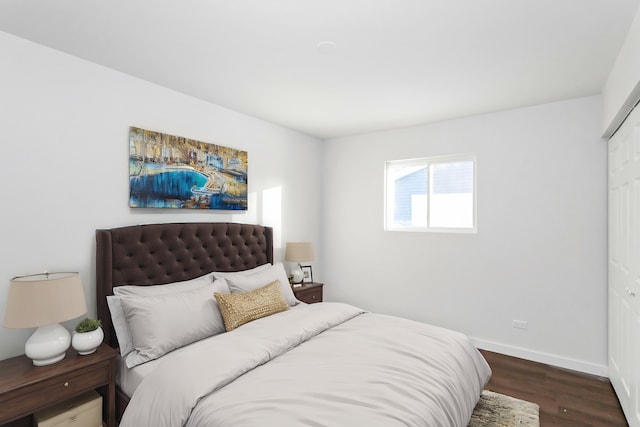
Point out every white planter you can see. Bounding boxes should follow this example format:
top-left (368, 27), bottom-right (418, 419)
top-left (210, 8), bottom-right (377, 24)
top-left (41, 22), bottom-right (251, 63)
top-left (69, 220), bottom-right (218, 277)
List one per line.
top-left (72, 327), bottom-right (104, 355)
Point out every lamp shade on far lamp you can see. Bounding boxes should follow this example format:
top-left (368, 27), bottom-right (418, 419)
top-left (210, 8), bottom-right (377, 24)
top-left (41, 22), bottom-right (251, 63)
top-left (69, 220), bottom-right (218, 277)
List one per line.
top-left (285, 242), bottom-right (315, 284)
top-left (4, 272), bottom-right (87, 366)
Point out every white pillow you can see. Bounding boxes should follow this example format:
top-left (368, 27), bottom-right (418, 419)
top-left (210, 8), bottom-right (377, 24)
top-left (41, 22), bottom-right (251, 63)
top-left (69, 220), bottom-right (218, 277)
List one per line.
top-left (107, 276), bottom-right (228, 357)
top-left (107, 295), bottom-right (135, 357)
top-left (225, 263), bottom-right (297, 306)
top-left (120, 284), bottom-right (226, 368)
top-left (114, 272), bottom-right (215, 296)
top-left (212, 263), bottom-right (272, 280)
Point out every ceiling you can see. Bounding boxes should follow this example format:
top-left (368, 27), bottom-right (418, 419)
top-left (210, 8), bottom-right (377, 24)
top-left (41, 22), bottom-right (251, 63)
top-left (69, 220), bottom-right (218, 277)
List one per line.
top-left (1, 0), bottom-right (638, 139)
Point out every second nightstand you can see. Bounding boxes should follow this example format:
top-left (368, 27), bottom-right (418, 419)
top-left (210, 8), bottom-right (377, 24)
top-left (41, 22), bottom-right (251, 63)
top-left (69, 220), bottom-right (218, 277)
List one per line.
top-left (293, 282), bottom-right (323, 304)
top-left (0, 343), bottom-right (117, 427)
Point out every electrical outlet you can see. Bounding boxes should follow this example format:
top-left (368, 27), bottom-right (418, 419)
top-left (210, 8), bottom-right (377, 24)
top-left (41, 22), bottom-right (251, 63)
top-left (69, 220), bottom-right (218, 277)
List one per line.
top-left (512, 320), bottom-right (528, 330)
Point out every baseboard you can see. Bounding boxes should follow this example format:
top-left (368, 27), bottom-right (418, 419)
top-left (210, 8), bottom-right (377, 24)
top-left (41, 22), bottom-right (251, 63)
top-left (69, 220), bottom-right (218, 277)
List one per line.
top-left (471, 337), bottom-right (609, 378)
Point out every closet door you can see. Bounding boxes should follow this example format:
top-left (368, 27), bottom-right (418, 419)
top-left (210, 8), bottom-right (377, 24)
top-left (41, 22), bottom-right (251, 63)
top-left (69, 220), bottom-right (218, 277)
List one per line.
top-left (609, 104), bottom-right (640, 427)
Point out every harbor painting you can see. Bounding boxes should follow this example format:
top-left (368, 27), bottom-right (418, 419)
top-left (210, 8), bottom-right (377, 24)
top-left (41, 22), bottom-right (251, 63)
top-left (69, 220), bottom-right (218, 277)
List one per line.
top-left (129, 127), bottom-right (248, 210)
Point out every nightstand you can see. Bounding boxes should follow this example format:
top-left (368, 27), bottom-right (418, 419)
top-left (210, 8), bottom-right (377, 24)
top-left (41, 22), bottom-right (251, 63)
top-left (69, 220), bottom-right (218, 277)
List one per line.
top-left (293, 282), bottom-right (324, 304)
top-left (0, 343), bottom-right (117, 427)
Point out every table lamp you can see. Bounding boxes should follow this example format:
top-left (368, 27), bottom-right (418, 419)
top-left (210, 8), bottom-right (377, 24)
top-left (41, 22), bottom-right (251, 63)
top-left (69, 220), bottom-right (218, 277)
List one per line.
top-left (285, 242), bottom-right (314, 286)
top-left (3, 272), bottom-right (87, 366)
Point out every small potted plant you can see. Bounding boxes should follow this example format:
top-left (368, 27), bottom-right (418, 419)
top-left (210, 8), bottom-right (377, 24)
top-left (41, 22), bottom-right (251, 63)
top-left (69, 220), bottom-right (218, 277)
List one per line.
top-left (72, 317), bottom-right (104, 355)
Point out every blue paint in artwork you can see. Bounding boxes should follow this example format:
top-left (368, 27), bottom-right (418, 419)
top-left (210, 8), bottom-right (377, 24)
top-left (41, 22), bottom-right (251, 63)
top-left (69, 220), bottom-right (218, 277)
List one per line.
top-left (206, 155), bottom-right (223, 169)
top-left (130, 170), bottom-right (207, 200)
top-left (129, 169), bottom-right (247, 210)
top-left (129, 196), bottom-right (184, 208)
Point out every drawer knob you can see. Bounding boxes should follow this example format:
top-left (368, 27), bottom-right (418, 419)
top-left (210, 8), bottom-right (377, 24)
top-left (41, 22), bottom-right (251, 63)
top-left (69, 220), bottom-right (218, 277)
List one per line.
top-left (312, 295), bottom-right (316, 299)
top-left (64, 382), bottom-right (69, 387)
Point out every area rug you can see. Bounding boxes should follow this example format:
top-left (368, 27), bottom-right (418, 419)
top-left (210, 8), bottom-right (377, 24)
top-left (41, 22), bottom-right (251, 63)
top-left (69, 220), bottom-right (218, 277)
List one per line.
top-left (468, 390), bottom-right (540, 427)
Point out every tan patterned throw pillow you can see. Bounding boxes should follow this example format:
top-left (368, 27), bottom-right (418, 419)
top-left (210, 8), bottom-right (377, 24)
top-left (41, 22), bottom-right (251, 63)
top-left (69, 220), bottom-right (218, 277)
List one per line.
top-left (214, 280), bottom-right (288, 331)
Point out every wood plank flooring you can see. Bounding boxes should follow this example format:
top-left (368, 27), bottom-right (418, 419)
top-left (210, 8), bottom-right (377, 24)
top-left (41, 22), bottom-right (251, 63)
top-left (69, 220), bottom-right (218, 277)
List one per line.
top-left (480, 350), bottom-right (628, 426)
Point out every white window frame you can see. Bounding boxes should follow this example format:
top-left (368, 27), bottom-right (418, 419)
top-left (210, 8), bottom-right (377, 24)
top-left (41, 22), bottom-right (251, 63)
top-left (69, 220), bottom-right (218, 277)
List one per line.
top-left (384, 154), bottom-right (477, 233)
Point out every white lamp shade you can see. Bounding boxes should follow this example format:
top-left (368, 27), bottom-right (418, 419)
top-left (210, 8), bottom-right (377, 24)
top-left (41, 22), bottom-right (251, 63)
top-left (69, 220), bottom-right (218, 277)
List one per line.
top-left (284, 242), bottom-right (315, 263)
top-left (3, 272), bottom-right (88, 366)
top-left (4, 272), bottom-right (87, 328)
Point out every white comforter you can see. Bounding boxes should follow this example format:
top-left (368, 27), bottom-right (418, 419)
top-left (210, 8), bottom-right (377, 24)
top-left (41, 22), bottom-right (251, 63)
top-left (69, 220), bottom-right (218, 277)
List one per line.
top-left (120, 303), bottom-right (491, 427)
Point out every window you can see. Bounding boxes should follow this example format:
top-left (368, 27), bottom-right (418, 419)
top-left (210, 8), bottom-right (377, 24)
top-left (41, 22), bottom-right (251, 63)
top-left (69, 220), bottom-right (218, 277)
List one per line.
top-left (385, 154), bottom-right (476, 232)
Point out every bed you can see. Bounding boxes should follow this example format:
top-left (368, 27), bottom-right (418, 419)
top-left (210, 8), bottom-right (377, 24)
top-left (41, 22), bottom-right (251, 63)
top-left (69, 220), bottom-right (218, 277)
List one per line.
top-left (96, 222), bottom-right (491, 427)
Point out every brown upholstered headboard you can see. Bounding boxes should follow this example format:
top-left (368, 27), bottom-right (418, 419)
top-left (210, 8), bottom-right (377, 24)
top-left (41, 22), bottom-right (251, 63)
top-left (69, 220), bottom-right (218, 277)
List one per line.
top-left (96, 222), bottom-right (273, 348)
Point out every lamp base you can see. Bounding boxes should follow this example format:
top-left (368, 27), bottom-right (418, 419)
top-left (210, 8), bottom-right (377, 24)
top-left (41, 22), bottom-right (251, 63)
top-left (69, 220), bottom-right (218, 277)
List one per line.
top-left (25, 323), bottom-right (71, 366)
top-left (290, 264), bottom-right (304, 285)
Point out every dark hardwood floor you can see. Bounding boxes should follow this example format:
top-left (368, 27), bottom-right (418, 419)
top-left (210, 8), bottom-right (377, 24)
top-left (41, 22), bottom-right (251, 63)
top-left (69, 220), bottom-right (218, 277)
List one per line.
top-left (480, 350), bottom-right (628, 427)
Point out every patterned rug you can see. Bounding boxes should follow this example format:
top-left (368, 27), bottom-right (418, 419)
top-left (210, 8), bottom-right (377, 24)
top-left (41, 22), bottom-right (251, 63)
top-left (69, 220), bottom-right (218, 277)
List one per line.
top-left (468, 390), bottom-right (540, 427)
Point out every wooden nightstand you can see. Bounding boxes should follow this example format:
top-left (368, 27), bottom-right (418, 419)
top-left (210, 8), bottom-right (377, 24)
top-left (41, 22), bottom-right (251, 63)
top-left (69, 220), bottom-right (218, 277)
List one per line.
top-left (0, 343), bottom-right (117, 427)
top-left (293, 282), bottom-right (324, 304)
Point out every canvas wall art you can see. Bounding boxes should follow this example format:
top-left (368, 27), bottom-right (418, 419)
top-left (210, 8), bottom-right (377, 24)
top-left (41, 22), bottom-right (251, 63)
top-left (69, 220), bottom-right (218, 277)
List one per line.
top-left (129, 127), bottom-right (248, 210)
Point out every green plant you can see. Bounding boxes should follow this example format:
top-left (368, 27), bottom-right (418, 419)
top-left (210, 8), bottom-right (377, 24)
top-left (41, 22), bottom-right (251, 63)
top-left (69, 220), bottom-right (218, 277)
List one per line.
top-left (75, 317), bottom-right (102, 333)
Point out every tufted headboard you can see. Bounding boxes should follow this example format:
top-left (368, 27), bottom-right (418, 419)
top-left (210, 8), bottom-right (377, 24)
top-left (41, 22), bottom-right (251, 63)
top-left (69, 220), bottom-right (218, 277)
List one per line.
top-left (96, 222), bottom-right (273, 348)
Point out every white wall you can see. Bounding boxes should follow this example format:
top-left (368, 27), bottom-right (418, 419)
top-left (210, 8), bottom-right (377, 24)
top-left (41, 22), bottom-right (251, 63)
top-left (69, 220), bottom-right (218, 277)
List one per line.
top-left (602, 5), bottom-right (640, 138)
top-left (322, 96), bottom-right (608, 375)
top-left (0, 29), bottom-right (610, 376)
top-left (0, 31), bottom-right (323, 361)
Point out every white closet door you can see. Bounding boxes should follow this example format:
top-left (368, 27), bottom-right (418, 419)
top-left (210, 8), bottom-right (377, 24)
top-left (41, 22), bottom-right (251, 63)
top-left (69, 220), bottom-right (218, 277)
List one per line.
top-left (609, 104), bottom-right (640, 427)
